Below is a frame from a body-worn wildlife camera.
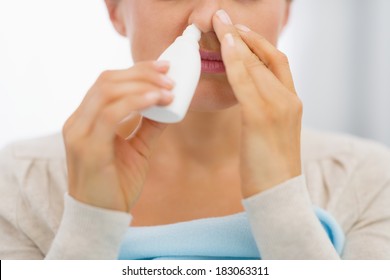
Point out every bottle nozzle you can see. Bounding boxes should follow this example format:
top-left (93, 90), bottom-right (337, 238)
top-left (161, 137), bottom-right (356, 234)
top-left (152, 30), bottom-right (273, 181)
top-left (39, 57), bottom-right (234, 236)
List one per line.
top-left (183, 24), bottom-right (201, 42)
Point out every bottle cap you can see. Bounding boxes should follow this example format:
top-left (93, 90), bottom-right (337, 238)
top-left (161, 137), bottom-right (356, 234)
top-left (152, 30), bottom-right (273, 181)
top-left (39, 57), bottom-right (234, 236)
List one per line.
top-left (182, 24), bottom-right (201, 42)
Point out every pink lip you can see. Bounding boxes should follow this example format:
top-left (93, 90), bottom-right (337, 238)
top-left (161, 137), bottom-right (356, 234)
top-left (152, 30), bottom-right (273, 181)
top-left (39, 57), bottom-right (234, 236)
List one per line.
top-left (200, 50), bottom-right (225, 73)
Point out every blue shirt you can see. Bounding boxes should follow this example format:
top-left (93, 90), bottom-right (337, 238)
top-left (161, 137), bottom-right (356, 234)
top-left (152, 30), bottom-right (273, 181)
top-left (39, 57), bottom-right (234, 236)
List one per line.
top-left (118, 207), bottom-right (344, 260)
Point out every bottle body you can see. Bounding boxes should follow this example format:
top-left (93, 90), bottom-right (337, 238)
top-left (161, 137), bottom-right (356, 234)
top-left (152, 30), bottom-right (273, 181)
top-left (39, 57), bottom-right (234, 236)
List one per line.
top-left (141, 25), bottom-right (201, 123)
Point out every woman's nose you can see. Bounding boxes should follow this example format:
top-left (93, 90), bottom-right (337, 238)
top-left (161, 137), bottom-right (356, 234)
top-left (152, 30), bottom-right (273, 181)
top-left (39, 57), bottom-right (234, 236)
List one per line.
top-left (188, 0), bottom-right (223, 33)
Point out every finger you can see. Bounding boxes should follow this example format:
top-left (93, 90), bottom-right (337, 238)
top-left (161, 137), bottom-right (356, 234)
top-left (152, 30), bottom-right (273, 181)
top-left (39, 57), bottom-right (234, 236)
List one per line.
top-left (213, 11), bottom-right (289, 100)
top-left (89, 81), bottom-right (174, 110)
top-left (87, 67), bottom-right (174, 102)
top-left (116, 112), bottom-right (142, 140)
top-left (220, 33), bottom-right (263, 109)
top-left (235, 24), bottom-right (296, 93)
top-left (79, 61), bottom-right (173, 110)
top-left (76, 81), bottom-right (173, 132)
top-left (91, 90), bottom-right (168, 144)
top-left (99, 61), bottom-right (171, 83)
top-left (212, 10), bottom-right (240, 51)
top-left (213, 10), bottom-right (268, 105)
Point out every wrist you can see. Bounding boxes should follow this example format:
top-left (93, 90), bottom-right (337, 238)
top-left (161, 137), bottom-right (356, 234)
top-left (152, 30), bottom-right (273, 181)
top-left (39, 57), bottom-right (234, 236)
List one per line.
top-left (241, 171), bottom-right (302, 198)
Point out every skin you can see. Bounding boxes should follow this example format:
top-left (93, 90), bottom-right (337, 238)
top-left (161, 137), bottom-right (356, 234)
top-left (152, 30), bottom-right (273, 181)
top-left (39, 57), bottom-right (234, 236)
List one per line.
top-left (63, 0), bottom-right (302, 226)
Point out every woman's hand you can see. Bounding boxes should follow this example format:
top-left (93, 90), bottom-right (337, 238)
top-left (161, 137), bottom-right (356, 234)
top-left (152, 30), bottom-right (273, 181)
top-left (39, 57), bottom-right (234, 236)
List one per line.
top-left (63, 61), bottom-right (174, 213)
top-left (213, 10), bottom-right (303, 198)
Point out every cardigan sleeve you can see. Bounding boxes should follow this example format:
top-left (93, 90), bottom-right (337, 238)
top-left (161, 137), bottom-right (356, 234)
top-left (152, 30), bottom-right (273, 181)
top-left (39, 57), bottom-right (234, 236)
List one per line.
top-left (242, 175), bottom-right (341, 259)
top-left (0, 145), bottom-right (131, 260)
top-left (0, 146), bottom-right (45, 259)
top-left (243, 141), bottom-right (390, 260)
top-left (45, 194), bottom-right (131, 259)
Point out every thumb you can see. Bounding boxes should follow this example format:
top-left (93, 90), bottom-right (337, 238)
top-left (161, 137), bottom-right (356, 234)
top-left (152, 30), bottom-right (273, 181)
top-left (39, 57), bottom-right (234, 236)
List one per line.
top-left (129, 117), bottom-right (168, 157)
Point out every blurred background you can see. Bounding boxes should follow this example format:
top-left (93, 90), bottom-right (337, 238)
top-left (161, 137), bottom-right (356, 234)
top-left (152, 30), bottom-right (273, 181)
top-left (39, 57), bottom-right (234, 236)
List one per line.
top-left (1, 0), bottom-right (389, 149)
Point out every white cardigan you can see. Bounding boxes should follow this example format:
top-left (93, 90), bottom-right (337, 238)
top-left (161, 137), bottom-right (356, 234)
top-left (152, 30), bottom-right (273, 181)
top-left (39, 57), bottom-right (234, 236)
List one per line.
top-left (0, 129), bottom-right (389, 259)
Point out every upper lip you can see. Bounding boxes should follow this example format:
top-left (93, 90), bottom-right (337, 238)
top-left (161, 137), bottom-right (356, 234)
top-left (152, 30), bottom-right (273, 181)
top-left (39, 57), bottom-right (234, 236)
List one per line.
top-left (200, 49), bottom-right (223, 61)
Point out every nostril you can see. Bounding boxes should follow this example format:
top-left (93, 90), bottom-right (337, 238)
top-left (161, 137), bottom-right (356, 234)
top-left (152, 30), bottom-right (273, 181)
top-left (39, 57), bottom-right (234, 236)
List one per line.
top-left (188, 8), bottom-right (218, 34)
top-left (189, 23), bottom-right (213, 34)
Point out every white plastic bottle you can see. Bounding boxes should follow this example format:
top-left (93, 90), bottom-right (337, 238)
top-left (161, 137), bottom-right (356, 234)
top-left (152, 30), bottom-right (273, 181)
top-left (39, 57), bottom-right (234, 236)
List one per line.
top-left (141, 24), bottom-right (201, 123)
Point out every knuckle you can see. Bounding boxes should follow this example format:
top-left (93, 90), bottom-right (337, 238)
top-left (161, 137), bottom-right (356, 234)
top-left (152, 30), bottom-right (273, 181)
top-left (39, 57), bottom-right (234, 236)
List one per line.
top-left (99, 70), bottom-right (114, 81)
top-left (275, 51), bottom-right (290, 65)
top-left (95, 83), bottom-right (117, 105)
top-left (96, 86), bottom-right (111, 103)
top-left (63, 123), bottom-right (77, 142)
top-left (292, 96), bottom-right (304, 115)
top-left (241, 96), bottom-right (303, 128)
top-left (62, 115), bottom-right (80, 142)
top-left (277, 96), bottom-right (303, 121)
top-left (62, 128), bottom-right (84, 155)
top-left (62, 116), bottom-right (73, 135)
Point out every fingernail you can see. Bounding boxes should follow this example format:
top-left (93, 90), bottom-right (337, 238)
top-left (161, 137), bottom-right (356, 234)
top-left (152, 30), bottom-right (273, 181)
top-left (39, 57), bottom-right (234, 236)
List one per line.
top-left (235, 24), bottom-right (251, 32)
top-left (160, 75), bottom-right (175, 88)
top-left (224, 33), bottom-right (235, 47)
top-left (216, 10), bottom-right (232, 25)
top-left (154, 60), bottom-right (170, 70)
top-left (144, 91), bottom-right (161, 101)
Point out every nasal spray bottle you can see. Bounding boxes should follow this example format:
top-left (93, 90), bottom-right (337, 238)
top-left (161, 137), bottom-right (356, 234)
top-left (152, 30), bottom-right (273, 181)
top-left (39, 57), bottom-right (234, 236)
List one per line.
top-left (141, 24), bottom-right (201, 123)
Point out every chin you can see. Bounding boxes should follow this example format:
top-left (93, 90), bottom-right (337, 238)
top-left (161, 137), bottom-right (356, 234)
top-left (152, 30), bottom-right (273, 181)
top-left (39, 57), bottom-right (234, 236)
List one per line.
top-left (188, 74), bottom-right (238, 112)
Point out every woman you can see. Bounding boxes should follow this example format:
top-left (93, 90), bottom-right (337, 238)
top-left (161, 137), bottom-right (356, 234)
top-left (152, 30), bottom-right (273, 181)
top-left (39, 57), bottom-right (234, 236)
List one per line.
top-left (1, 0), bottom-right (389, 259)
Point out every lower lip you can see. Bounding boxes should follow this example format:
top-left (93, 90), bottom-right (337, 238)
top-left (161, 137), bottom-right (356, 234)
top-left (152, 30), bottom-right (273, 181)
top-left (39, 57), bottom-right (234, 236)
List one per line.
top-left (201, 59), bottom-right (226, 73)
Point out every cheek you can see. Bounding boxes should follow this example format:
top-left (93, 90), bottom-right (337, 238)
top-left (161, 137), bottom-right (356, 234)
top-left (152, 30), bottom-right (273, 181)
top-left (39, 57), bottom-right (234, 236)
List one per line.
top-left (126, 4), bottom-right (191, 62)
top-left (241, 5), bottom-right (286, 45)
top-left (131, 30), bottom-right (170, 62)
top-left (265, 18), bottom-right (284, 44)
top-left (130, 25), bottom-right (174, 61)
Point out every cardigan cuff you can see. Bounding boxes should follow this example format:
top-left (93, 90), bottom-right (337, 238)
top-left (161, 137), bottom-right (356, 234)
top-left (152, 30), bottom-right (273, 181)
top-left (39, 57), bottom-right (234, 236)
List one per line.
top-left (45, 193), bottom-right (131, 259)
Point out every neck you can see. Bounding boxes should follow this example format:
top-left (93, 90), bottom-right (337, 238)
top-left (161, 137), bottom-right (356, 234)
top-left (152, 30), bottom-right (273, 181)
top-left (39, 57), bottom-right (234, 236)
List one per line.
top-left (155, 105), bottom-right (241, 168)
